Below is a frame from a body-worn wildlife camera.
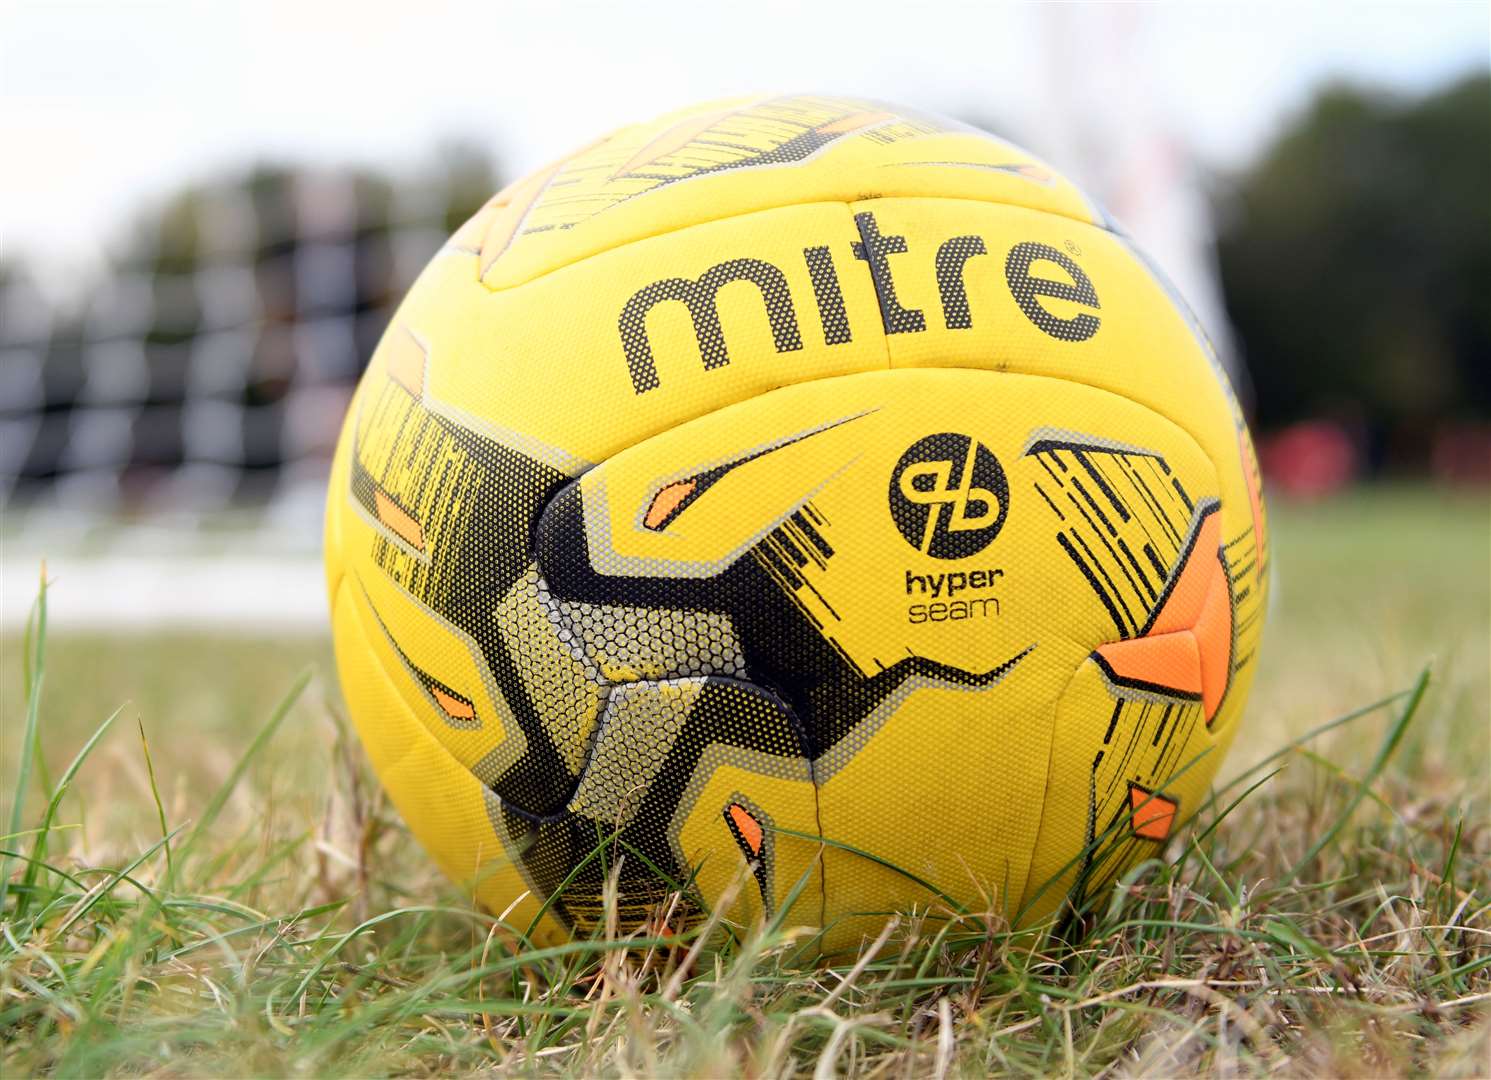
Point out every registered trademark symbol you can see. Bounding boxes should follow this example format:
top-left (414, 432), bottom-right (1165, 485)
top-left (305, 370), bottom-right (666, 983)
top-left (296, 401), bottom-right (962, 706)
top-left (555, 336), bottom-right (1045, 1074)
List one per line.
top-left (1064, 239), bottom-right (1082, 255)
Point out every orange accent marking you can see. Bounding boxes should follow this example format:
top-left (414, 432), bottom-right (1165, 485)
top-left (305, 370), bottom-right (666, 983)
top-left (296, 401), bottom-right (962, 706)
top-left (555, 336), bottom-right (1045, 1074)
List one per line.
top-left (1130, 786), bottom-right (1178, 841)
top-left (728, 803), bottom-right (764, 855)
top-left (1098, 631), bottom-right (1202, 696)
top-left (430, 684), bottom-right (474, 720)
top-left (1094, 509), bottom-right (1233, 722)
top-left (644, 479), bottom-right (698, 530)
top-left (384, 326), bottom-right (427, 396)
top-left (613, 107), bottom-right (742, 177)
top-left (1150, 511), bottom-right (1221, 635)
top-left (815, 109), bottom-right (893, 135)
top-left (1195, 569), bottom-right (1232, 718)
top-left (374, 489), bottom-right (424, 551)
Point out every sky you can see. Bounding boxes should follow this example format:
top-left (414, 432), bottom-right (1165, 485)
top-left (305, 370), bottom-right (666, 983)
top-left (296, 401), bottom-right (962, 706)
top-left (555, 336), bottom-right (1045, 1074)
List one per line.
top-left (2, 0), bottom-right (1487, 279)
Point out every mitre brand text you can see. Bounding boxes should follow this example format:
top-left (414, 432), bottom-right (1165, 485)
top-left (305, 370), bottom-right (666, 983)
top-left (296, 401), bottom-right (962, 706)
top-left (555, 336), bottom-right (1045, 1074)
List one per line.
top-left (619, 211), bottom-right (1102, 394)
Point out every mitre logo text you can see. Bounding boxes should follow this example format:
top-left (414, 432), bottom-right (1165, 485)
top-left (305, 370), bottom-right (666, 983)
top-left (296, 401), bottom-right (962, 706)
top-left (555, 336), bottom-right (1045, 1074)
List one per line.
top-left (618, 211), bottom-right (1102, 394)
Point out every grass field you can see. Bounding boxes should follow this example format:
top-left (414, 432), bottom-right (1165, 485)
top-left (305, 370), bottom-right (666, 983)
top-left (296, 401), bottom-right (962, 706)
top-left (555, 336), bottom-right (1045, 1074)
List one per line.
top-left (3, 486), bottom-right (1488, 1076)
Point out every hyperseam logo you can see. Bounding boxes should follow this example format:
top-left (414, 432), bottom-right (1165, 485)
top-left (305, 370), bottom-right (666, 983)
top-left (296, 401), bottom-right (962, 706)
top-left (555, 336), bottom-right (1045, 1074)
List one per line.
top-left (889, 433), bottom-right (1009, 559)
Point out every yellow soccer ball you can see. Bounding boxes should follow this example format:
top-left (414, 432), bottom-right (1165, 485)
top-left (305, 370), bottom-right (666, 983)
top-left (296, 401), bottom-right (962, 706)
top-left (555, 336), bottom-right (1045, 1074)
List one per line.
top-left (323, 94), bottom-right (1269, 953)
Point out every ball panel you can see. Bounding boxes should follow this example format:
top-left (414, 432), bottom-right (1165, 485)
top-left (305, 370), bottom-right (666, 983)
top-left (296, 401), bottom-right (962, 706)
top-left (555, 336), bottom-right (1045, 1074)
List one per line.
top-left (538, 366), bottom-right (1220, 681)
top-left (398, 194), bottom-right (1262, 606)
top-left (813, 663), bottom-right (1055, 952)
top-left (338, 331), bottom-right (603, 820)
top-left (528, 366), bottom-right (1227, 949)
top-left (671, 748), bottom-right (825, 935)
top-left (325, 93), bottom-right (1271, 948)
top-left (350, 538), bottom-right (527, 784)
top-left (492, 566), bottom-right (606, 778)
top-left (568, 676), bottom-right (816, 935)
top-left (474, 94), bottom-right (1099, 290)
top-left (328, 573), bottom-right (569, 947)
top-left (411, 200), bottom-right (888, 462)
top-left (857, 195), bottom-right (1266, 618)
top-left (1023, 650), bottom-right (1233, 925)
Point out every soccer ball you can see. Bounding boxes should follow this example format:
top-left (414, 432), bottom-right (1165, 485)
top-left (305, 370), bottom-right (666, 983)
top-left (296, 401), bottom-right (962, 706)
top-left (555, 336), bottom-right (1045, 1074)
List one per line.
top-left (324, 94), bottom-right (1268, 952)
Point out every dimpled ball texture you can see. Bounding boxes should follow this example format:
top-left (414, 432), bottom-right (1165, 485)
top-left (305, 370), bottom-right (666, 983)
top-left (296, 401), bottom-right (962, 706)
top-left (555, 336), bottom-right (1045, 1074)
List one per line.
top-left (323, 94), bottom-right (1269, 955)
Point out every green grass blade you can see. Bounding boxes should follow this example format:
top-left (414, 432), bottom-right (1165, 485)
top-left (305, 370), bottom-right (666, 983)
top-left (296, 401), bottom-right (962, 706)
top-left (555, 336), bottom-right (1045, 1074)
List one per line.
top-left (180, 668), bottom-right (311, 864)
top-left (1, 566), bottom-right (48, 913)
top-left (769, 824), bottom-right (966, 914)
top-left (1284, 666), bottom-right (1431, 883)
top-left (1017, 743), bottom-right (1217, 925)
top-left (762, 845), bottom-right (827, 940)
top-left (16, 704), bottom-right (125, 918)
top-left (1196, 685), bottom-right (1413, 813)
top-left (0, 848), bottom-right (90, 896)
top-left (137, 717), bottom-right (176, 888)
top-left (54, 826), bottom-right (183, 936)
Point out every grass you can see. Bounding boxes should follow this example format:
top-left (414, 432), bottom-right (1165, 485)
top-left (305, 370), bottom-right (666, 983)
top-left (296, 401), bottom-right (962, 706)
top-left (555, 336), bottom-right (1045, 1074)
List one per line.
top-left (1, 484), bottom-right (1488, 1077)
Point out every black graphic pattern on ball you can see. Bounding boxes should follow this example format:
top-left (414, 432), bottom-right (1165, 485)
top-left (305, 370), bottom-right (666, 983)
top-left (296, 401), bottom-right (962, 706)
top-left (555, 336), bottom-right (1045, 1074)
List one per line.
top-left (934, 235), bottom-right (988, 329)
top-left (1003, 242), bottom-right (1102, 341)
top-left (851, 212), bottom-right (926, 335)
top-left (352, 377), bottom-right (1034, 933)
top-left (619, 258), bottom-right (803, 394)
top-left (888, 433), bottom-right (1010, 559)
top-left (803, 245), bottom-right (853, 346)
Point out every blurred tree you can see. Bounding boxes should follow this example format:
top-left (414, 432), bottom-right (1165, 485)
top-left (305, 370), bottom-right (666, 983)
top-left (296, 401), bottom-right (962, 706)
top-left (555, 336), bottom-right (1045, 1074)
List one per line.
top-left (1216, 71), bottom-right (1491, 465)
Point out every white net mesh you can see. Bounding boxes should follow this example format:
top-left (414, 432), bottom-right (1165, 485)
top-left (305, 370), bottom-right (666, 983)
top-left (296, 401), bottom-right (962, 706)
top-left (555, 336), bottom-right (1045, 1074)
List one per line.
top-left (1, 157), bottom-right (494, 529)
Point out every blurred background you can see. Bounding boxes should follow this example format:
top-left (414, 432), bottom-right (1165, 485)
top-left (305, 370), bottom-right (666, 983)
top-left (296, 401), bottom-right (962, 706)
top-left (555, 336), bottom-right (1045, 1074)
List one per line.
top-left (1, 1), bottom-right (1487, 638)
